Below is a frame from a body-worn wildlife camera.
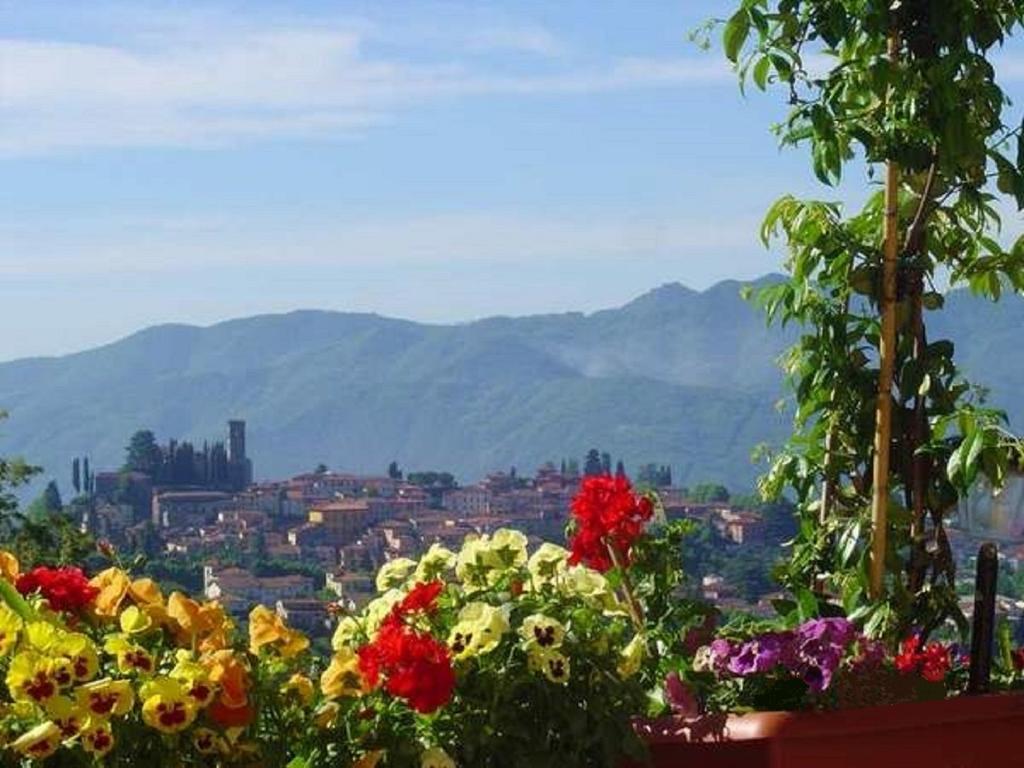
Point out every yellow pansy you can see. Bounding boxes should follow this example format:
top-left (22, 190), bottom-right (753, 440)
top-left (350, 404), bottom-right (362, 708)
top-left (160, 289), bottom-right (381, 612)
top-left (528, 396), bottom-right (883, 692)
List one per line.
top-left (170, 656), bottom-right (217, 707)
top-left (558, 566), bottom-right (625, 614)
top-left (50, 656), bottom-right (75, 690)
top-left (455, 535), bottom-right (492, 587)
top-left (375, 557), bottom-right (416, 592)
top-left (0, 602), bottom-right (22, 655)
top-left (488, 529), bottom-right (528, 569)
top-left (119, 604), bottom-right (154, 635)
top-left (89, 567), bottom-right (131, 618)
top-left (75, 678), bottom-right (135, 718)
top-left (104, 634), bottom-right (156, 675)
top-left (24, 621), bottom-right (60, 652)
top-left (529, 648), bottom-right (571, 685)
top-left (421, 746), bottom-right (456, 768)
top-left (44, 695), bottom-right (86, 739)
top-left (193, 727), bottom-right (227, 755)
top-left (63, 633), bottom-right (100, 683)
top-left (82, 722), bottom-right (115, 756)
top-left (526, 542), bottom-right (569, 585)
top-left (140, 678), bottom-right (197, 733)
top-left (0, 550), bottom-right (20, 583)
top-left (415, 544), bottom-right (456, 582)
top-left (519, 614), bottom-right (566, 651)
top-left (7, 651), bottom-right (59, 704)
top-left (364, 589), bottom-right (404, 634)
top-left (321, 647), bottom-right (367, 699)
top-left (617, 634), bottom-right (645, 679)
top-left (281, 673), bottom-right (316, 705)
top-left (11, 721), bottom-right (62, 760)
top-left (448, 602), bottom-right (509, 659)
top-left (331, 616), bottom-right (363, 651)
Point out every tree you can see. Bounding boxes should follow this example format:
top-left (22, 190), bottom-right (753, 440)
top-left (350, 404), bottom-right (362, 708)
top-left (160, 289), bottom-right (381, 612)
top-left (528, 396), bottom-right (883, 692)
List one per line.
top-left (387, 461), bottom-right (403, 480)
top-left (0, 411), bottom-right (41, 537)
top-left (315, 463), bottom-right (329, 475)
top-left (583, 449), bottom-right (604, 477)
top-left (42, 480), bottom-right (62, 512)
top-left (72, 458), bottom-right (81, 495)
top-left (690, 483), bottom-right (730, 504)
top-left (124, 430), bottom-right (162, 476)
top-left (724, 0), bottom-right (1024, 636)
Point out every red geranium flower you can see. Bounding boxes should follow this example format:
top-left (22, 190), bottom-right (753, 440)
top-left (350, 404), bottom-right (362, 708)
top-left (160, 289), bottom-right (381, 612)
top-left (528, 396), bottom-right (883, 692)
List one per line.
top-left (357, 615), bottom-right (455, 714)
top-left (568, 474), bottom-right (653, 572)
top-left (16, 566), bottom-right (98, 614)
top-left (1012, 647), bottom-right (1024, 672)
top-left (895, 635), bottom-right (951, 682)
top-left (396, 580), bottom-right (444, 617)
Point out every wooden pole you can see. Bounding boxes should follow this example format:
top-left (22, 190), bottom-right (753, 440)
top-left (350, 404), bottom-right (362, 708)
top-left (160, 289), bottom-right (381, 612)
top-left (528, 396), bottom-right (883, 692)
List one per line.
top-left (869, 30), bottom-right (901, 600)
top-left (968, 542), bottom-right (998, 695)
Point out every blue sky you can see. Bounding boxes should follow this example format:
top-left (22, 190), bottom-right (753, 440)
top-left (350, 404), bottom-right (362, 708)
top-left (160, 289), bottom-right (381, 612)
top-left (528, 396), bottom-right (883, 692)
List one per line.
top-left (4, 0), bottom-right (1019, 361)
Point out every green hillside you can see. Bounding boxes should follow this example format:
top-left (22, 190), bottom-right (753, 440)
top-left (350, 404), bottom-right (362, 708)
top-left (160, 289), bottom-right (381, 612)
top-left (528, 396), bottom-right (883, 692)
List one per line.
top-left (1, 275), bottom-right (1020, 495)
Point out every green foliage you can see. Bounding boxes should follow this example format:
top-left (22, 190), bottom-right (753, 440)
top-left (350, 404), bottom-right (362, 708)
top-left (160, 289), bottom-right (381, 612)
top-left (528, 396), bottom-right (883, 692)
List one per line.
top-left (725, 0), bottom-right (1024, 639)
top-left (636, 463), bottom-right (673, 488)
top-left (690, 483), bottom-right (730, 503)
top-left (123, 429), bottom-right (162, 475)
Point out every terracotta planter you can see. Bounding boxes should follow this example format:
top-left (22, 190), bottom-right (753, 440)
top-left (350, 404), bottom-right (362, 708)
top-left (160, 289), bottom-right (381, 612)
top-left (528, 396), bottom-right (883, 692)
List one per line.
top-left (637, 693), bottom-right (1024, 767)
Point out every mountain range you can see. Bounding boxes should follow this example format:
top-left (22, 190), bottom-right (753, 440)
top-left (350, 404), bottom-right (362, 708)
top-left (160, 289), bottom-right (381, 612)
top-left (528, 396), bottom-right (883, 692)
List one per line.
top-left (1, 274), bottom-right (1022, 497)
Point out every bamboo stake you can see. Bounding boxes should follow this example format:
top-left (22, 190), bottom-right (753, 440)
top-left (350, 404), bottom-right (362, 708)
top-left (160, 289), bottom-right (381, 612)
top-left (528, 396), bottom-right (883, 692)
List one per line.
top-left (869, 31), bottom-right (901, 600)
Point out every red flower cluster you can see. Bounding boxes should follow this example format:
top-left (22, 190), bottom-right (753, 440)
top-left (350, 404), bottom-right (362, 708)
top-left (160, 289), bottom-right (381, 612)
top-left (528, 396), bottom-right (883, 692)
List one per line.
top-left (1012, 647), bottom-right (1024, 673)
top-left (894, 636), bottom-right (951, 683)
top-left (15, 566), bottom-right (98, 614)
top-left (568, 474), bottom-right (653, 572)
top-left (396, 580), bottom-right (444, 617)
top-left (358, 615), bottom-right (455, 714)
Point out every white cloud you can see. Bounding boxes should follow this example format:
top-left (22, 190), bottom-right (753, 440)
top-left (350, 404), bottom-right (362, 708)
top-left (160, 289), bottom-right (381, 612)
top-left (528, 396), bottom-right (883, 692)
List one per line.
top-left (0, 9), bottom-right (730, 154)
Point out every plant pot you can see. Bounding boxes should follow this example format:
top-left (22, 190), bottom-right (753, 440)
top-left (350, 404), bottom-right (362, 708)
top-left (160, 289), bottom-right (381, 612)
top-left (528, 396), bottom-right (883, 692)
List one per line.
top-left (635, 693), bottom-right (1024, 767)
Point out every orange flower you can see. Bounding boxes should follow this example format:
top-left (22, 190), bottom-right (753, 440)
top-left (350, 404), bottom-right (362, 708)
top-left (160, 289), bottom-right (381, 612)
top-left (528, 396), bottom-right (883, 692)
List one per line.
top-left (129, 578), bottom-right (163, 606)
top-left (0, 551), bottom-right (20, 583)
top-left (167, 592), bottom-right (202, 640)
top-left (203, 650), bottom-right (250, 710)
top-left (207, 697), bottom-right (255, 728)
top-left (196, 602), bottom-right (233, 652)
top-left (248, 605), bottom-right (309, 658)
top-left (89, 568), bottom-right (130, 618)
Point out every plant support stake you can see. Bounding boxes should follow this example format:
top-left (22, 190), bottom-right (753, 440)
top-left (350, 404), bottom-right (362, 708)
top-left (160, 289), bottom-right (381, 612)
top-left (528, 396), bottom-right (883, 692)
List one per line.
top-left (869, 29), bottom-right (901, 600)
top-left (968, 542), bottom-right (998, 694)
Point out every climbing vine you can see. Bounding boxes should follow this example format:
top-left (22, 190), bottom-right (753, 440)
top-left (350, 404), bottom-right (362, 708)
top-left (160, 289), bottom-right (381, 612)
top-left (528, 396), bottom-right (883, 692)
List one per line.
top-left (722, 0), bottom-right (1024, 639)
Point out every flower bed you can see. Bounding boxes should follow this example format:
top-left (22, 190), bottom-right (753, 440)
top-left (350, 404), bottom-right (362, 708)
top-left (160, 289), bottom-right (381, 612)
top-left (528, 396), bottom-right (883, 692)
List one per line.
top-left (1, 476), bottom-right (1023, 766)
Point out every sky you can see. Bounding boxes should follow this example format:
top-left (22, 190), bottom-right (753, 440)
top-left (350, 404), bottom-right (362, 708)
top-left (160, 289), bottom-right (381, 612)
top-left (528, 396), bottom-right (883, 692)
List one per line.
top-left (2, 1), bottom-right (1020, 362)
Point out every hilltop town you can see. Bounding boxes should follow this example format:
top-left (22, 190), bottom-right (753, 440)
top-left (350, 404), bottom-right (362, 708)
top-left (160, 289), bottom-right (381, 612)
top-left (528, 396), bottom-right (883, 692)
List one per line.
top-left (45, 419), bottom-right (791, 644)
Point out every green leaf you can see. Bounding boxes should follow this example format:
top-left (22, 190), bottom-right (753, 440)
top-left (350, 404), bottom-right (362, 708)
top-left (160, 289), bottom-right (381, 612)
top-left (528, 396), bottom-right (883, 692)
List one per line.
top-left (753, 56), bottom-right (771, 90)
top-left (794, 586), bottom-right (819, 621)
top-left (723, 10), bottom-right (751, 63)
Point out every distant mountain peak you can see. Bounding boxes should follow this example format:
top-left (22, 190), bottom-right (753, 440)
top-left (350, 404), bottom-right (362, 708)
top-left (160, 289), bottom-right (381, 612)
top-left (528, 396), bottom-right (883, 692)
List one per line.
top-left (621, 282), bottom-right (697, 312)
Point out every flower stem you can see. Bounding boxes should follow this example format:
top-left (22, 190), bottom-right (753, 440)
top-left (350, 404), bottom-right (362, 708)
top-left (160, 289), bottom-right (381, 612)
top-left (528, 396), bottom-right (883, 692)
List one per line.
top-left (605, 542), bottom-right (644, 632)
top-left (0, 578), bottom-right (36, 621)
